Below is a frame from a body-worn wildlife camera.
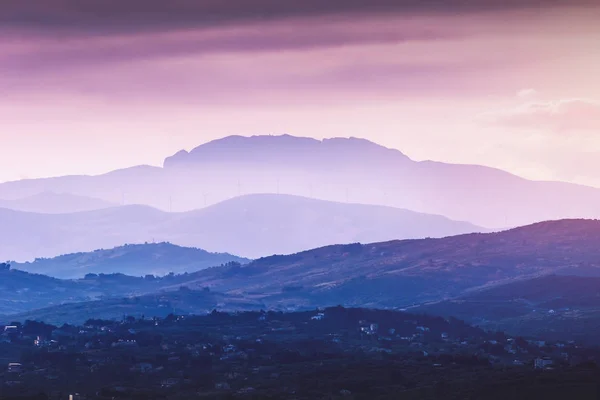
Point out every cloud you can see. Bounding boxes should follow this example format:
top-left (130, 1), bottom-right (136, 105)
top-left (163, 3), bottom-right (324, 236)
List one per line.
top-left (1, 1), bottom-right (598, 106)
top-left (1, 0), bottom-right (594, 35)
top-left (517, 88), bottom-right (538, 99)
top-left (482, 98), bottom-right (600, 132)
top-left (0, 16), bottom-right (470, 73)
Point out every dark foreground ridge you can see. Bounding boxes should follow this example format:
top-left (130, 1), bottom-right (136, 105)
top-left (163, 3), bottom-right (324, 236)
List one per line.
top-left (2, 307), bottom-right (600, 399)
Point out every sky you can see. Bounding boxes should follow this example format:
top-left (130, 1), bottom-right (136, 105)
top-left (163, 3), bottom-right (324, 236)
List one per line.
top-left (2, 0), bottom-right (600, 186)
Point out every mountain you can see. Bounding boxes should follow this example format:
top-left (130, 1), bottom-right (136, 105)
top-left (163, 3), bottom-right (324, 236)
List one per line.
top-left (0, 194), bottom-right (484, 262)
top-left (4, 219), bottom-right (600, 326)
top-left (158, 194), bottom-right (485, 258)
top-left (0, 191), bottom-right (116, 214)
top-left (414, 275), bottom-right (600, 344)
top-left (158, 219), bottom-right (600, 310)
top-left (2, 135), bottom-right (600, 228)
top-left (12, 242), bottom-right (250, 279)
top-left (163, 134), bottom-right (412, 169)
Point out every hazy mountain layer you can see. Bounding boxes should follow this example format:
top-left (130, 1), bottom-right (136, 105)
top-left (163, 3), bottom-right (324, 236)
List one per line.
top-left (0, 191), bottom-right (116, 213)
top-left (0, 192), bottom-right (117, 214)
top-left (1, 135), bottom-right (599, 228)
top-left (0, 193), bottom-right (484, 262)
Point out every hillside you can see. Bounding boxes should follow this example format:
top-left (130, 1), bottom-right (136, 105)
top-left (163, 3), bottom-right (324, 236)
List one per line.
top-left (5, 219), bottom-right (600, 326)
top-left (12, 242), bottom-right (250, 279)
top-left (1, 135), bottom-right (600, 228)
top-left (0, 267), bottom-right (222, 316)
top-left (163, 219), bottom-right (600, 309)
top-left (414, 275), bottom-right (600, 344)
top-left (4, 288), bottom-right (265, 326)
top-left (0, 194), bottom-right (484, 261)
top-left (0, 191), bottom-right (116, 214)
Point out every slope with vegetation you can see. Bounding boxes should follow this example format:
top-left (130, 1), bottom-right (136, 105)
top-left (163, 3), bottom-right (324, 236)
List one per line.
top-left (0, 264), bottom-right (240, 316)
top-left (158, 219), bottom-right (600, 309)
top-left (12, 242), bottom-right (250, 279)
top-left (415, 275), bottom-right (600, 344)
top-left (4, 219), bottom-right (600, 334)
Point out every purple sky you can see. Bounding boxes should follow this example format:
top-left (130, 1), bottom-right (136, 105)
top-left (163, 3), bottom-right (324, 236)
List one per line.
top-left (2, 0), bottom-right (600, 186)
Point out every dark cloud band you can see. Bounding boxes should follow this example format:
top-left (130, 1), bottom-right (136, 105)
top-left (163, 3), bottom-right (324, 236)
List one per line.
top-left (2, 0), bottom-right (594, 34)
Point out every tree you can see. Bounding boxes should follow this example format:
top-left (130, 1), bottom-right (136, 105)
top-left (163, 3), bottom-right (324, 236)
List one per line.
top-left (165, 313), bottom-right (177, 323)
top-left (22, 320), bottom-right (56, 337)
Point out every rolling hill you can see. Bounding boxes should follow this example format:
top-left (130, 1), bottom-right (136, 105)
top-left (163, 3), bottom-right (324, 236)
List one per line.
top-left (157, 219), bottom-right (600, 309)
top-left (0, 191), bottom-right (116, 214)
top-left (12, 242), bottom-right (250, 279)
top-left (0, 194), bottom-right (484, 261)
top-left (5, 219), bottom-right (600, 328)
top-left (1, 135), bottom-right (600, 228)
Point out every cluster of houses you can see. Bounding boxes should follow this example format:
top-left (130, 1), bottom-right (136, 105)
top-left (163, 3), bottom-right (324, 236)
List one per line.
top-left (0, 310), bottom-right (589, 398)
top-left (309, 313), bottom-right (576, 369)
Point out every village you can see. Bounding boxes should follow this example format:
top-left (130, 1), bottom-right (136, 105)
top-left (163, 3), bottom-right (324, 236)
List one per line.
top-left (0, 307), bottom-right (597, 399)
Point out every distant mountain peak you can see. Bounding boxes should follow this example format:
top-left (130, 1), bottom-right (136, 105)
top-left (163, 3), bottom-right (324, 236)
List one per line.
top-left (163, 134), bottom-right (410, 168)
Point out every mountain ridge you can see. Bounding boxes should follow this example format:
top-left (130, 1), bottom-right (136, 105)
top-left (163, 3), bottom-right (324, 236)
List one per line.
top-left (0, 193), bottom-right (483, 262)
top-left (163, 135), bottom-right (412, 168)
top-left (1, 134), bottom-right (600, 227)
top-left (162, 218), bottom-right (600, 309)
top-left (2, 218), bottom-right (600, 327)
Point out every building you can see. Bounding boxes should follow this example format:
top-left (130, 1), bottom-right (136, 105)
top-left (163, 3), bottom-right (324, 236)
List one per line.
top-left (534, 358), bottom-right (553, 369)
top-left (4, 325), bottom-right (18, 332)
top-left (161, 378), bottom-right (180, 388)
top-left (111, 340), bottom-right (138, 348)
top-left (311, 313), bottom-right (325, 321)
top-left (7, 363), bottom-right (22, 373)
top-left (130, 363), bottom-right (153, 373)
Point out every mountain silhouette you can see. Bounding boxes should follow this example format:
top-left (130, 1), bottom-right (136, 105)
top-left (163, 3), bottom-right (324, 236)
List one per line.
top-left (0, 194), bottom-right (483, 262)
top-left (0, 134), bottom-right (599, 227)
